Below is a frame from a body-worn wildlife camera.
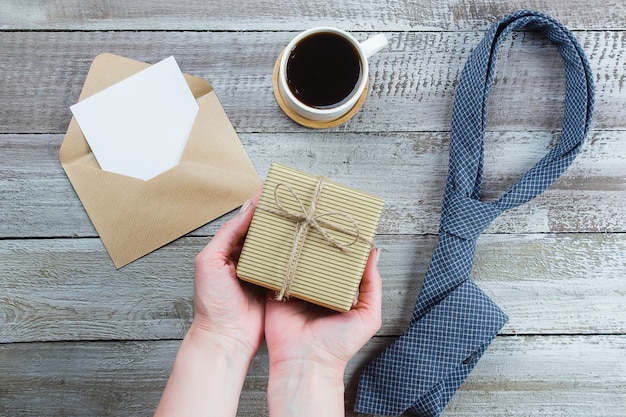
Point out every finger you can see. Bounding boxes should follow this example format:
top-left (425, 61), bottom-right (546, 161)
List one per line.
top-left (353, 248), bottom-right (383, 319)
top-left (201, 185), bottom-right (263, 257)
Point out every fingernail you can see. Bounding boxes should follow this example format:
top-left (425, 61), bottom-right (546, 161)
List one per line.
top-left (238, 199), bottom-right (252, 215)
top-left (374, 247), bottom-right (381, 265)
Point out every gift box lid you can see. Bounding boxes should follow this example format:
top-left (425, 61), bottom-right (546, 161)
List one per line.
top-left (237, 163), bottom-right (384, 312)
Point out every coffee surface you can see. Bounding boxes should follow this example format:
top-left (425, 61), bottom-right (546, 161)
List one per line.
top-left (286, 33), bottom-right (362, 108)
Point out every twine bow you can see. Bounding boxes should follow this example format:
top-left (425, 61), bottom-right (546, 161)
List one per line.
top-left (258, 177), bottom-right (373, 300)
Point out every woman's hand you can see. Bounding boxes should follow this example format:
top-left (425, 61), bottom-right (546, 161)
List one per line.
top-left (154, 188), bottom-right (264, 417)
top-left (265, 248), bottom-right (383, 417)
top-left (192, 190), bottom-right (265, 359)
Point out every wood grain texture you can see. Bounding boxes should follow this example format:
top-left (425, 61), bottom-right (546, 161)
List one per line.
top-left (0, 31), bottom-right (624, 134)
top-left (1, 336), bottom-right (624, 417)
top-left (2, 233), bottom-right (624, 343)
top-left (1, 1), bottom-right (624, 415)
top-left (1, 0), bottom-right (625, 31)
top-left (1, 130), bottom-right (624, 239)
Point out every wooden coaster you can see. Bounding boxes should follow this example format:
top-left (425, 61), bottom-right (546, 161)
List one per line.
top-left (272, 52), bottom-right (368, 129)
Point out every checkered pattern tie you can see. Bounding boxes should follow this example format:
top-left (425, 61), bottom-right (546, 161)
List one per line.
top-left (355, 10), bottom-right (594, 416)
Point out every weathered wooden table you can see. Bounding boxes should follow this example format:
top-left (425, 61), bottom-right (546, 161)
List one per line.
top-left (1, 1), bottom-right (624, 416)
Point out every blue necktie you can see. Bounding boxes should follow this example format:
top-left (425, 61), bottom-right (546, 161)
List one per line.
top-left (355, 10), bottom-right (594, 417)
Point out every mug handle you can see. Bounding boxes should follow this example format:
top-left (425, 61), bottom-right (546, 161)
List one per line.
top-left (360, 33), bottom-right (388, 58)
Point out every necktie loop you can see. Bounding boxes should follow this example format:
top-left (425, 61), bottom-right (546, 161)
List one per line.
top-left (442, 10), bottom-right (594, 239)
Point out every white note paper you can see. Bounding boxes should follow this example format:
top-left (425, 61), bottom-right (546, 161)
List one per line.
top-left (70, 56), bottom-right (199, 181)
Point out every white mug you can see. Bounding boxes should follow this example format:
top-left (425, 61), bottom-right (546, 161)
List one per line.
top-left (277, 27), bottom-right (387, 122)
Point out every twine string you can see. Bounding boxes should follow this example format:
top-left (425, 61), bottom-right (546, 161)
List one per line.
top-left (257, 177), bottom-right (373, 300)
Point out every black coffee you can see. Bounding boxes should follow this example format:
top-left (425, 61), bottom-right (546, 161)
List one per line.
top-left (286, 32), bottom-right (362, 109)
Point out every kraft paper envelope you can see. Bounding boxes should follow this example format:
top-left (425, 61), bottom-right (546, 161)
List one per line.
top-left (60, 53), bottom-right (261, 268)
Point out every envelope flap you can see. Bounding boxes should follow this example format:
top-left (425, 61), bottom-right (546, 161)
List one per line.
top-left (181, 92), bottom-right (253, 168)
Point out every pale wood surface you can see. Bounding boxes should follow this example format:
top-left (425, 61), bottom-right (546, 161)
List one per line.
top-left (1, 1), bottom-right (625, 416)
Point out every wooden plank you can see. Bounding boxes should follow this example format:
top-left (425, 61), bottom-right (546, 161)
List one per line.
top-left (1, 130), bottom-right (623, 238)
top-left (473, 233), bottom-right (626, 336)
top-left (0, 31), bottom-right (622, 134)
top-left (0, 336), bottom-right (624, 416)
top-left (439, 335), bottom-right (626, 416)
top-left (1, 0), bottom-right (624, 31)
top-left (1, 233), bottom-right (624, 343)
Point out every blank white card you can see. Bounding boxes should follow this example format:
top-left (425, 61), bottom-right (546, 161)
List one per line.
top-left (70, 56), bottom-right (199, 181)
